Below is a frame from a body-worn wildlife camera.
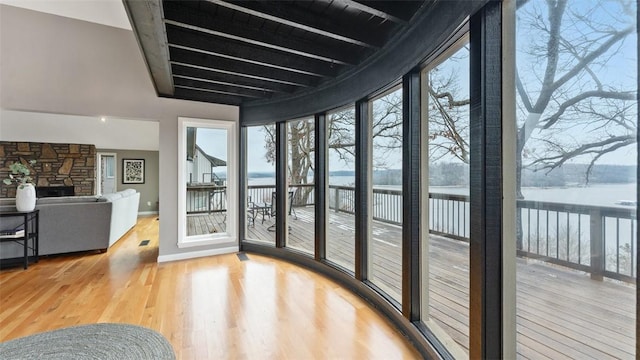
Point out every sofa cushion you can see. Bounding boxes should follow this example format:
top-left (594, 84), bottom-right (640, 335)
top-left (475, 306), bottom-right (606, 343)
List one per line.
top-left (100, 193), bottom-right (123, 202)
top-left (37, 195), bottom-right (104, 204)
top-left (119, 189), bottom-right (137, 197)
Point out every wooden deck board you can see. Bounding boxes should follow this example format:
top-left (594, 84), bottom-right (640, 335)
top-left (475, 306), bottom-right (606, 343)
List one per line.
top-left (193, 207), bottom-right (636, 359)
top-left (187, 212), bottom-right (227, 236)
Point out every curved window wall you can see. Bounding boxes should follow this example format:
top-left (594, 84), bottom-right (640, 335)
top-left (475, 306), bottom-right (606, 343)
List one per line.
top-left (239, 1), bottom-right (638, 358)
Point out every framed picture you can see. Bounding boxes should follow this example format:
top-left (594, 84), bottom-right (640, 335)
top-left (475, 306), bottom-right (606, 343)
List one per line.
top-left (122, 159), bottom-right (145, 184)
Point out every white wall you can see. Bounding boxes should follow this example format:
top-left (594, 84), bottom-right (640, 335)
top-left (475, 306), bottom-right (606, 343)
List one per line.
top-left (0, 0), bottom-right (131, 30)
top-left (0, 5), bottom-right (239, 259)
top-left (0, 110), bottom-right (159, 151)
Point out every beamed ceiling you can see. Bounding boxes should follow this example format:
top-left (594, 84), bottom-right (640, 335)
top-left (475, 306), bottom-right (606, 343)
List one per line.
top-left (125, 0), bottom-right (432, 108)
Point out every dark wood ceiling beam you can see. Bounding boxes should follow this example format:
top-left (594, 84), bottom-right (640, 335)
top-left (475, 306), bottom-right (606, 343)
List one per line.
top-left (169, 47), bottom-right (317, 87)
top-left (171, 63), bottom-right (296, 94)
top-left (331, 0), bottom-right (408, 24)
top-left (165, 25), bottom-right (339, 77)
top-left (171, 60), bottom-right (303, 87)
top-left (175, 85), bottom-right (243, 97)
top-left (173, 77), bottom-right (271, 99)
top-left (162, 3), bottom-right (360, 65)
top-left (206, 0), bottom-right (382, 48)
top-left (351, 1), bottom-right (424, 22)
top-left (171, 43), bottom-right (326, 77)
top-left (172, 87), bottom-right (243, 106)
top-left (123, 0), bottom-right (173, 95)
top-left (173, 75), bottom-right (276, 93)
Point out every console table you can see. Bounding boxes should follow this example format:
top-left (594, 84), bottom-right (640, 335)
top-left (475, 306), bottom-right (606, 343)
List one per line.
top-left (0, 210), bottom-right (39, 269)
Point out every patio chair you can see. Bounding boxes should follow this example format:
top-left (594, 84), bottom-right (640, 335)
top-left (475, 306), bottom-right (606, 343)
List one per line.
top-left (247, 195), bottom-right (256, 227)
top-left (267, 190), bottom-right (297, 231)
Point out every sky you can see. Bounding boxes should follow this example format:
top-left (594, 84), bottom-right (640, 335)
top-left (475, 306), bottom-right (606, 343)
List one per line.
top-left (195, 127), bottom-right (228, 176)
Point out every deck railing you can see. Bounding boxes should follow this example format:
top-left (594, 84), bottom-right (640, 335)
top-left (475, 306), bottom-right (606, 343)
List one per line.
top-left (188, 183), bottom-right (637, 282)
top-left (186, 184), bottom-right (227, 214)
top-left (517, 200), bottom-right (636, 282)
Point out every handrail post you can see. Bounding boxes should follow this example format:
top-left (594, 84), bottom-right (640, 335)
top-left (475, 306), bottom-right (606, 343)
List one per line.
top-left (590, 208), bottom-right (604, 281)
top-left (334, 187), bottom-right (340, 213)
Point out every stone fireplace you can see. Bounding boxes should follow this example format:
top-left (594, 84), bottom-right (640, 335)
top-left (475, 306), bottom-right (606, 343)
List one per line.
top-left (0, 142), bottom-right (96, 198)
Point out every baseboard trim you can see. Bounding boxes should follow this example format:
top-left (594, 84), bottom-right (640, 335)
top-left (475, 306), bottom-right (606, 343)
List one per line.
top-left (138, 211), bottom-right (159, 216)
top-left (157, 246), bottom-right (239, 263)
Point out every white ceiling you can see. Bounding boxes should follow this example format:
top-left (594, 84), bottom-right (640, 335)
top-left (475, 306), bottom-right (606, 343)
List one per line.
top-left (0, 0), bottom-right (131, 30)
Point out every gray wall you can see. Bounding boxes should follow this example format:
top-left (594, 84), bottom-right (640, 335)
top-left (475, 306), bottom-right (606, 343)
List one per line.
top-left (98, 149), bottom-right (159, 213)
top-left (1, 5), bottom-right (239, 258)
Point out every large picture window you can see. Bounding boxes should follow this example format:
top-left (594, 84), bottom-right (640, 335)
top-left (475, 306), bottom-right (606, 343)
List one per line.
top-left (369, 86), bottom-right (403, 304)
top-left (178, 118), bottom-right (237, 248)
top-left (286, 118), bottom-right (315, 255)
top-left (326, 107), bottom-right (357, 272)
top-left (245, 125), bottom-right (276, 245)
top-left (421, 40), bottom-right (470, 357)
top-left (513, 1), bottom-right (637, 358)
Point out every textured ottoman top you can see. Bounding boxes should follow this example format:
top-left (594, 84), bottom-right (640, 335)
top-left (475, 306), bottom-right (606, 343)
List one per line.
top-left (0, 323), bottom-right (176, 360)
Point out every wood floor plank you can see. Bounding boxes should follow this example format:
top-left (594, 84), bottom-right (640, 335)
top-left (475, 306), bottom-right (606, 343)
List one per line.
top-left (0, 215), bottom-right (420, 359)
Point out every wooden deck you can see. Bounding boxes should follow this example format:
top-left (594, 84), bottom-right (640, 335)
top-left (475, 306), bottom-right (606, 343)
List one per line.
top-left (187, 211), bottom-right (227, 236)
top-left (196, 207), bottom-right (635, 359)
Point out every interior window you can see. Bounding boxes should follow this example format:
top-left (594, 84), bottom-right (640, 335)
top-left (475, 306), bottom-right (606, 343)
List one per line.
top-left (178, 118), bottom-right (237, 247)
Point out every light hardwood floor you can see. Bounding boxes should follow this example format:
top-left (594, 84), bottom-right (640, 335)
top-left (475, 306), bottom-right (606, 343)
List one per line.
top-left (0, 216), bottom-right (421, 359)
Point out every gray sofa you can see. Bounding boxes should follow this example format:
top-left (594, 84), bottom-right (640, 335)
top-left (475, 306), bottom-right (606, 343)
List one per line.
top-left (0, 189), bottom-right (140, 259)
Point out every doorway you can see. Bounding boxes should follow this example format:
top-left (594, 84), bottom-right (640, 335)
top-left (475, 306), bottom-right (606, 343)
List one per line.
top-left (97, 152), bottom-right (117, 195)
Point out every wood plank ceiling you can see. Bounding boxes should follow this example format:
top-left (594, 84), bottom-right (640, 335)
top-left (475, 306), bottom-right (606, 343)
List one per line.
top-left (125, 0), bottom-right (430, 107)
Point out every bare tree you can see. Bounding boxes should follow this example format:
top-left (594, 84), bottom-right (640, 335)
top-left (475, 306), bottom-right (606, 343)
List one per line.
top-left (516, 0), bottom-right (636, 190)
top-left (288, 119), bottom-right (315, 187)
top-left (427, 49), bottom-right (471, 164)
top-left (371, 90), bottom-right (403, 170)
top-left (327, 108), bottom-right (356, 165)
top-left (513, 0), bottom-right (636, 248)
top-left (262, 90), bottom-right (405, 186)
top-left (261, 65), bottom-right (470, 201)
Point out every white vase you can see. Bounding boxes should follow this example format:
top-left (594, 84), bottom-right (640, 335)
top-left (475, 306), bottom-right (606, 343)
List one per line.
top-left (16, 183), bottom-right (36, 212)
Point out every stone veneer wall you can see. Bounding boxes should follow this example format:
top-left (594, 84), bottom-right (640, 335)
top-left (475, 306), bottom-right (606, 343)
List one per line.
top-left (0, 142), bottom-right (96, 198)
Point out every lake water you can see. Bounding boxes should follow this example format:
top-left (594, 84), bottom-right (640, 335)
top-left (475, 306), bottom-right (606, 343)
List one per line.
top-left (249, 175), bottom-right (636, 208)
top-left (430, 183), bottom-right (636, 208)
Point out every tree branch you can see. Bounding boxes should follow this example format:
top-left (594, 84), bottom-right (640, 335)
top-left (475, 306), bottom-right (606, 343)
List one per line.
top-left (548, 26), bottom-right (634, 96)
top-left (541, 90), bottom-right (635, 129)
top-left (530, 135), bottom-right (635, 169)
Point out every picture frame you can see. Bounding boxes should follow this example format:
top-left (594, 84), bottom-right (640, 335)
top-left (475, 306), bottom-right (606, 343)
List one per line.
top-left (122, 159), bottom-right (145, 184)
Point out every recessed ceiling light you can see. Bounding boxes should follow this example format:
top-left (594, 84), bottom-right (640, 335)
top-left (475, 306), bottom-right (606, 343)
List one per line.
top-left (100, 117), bottom-right (107, 122)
